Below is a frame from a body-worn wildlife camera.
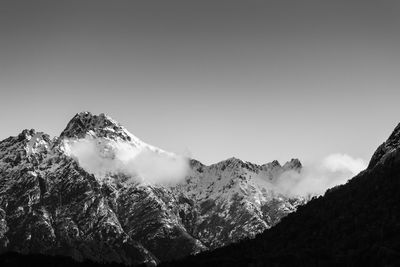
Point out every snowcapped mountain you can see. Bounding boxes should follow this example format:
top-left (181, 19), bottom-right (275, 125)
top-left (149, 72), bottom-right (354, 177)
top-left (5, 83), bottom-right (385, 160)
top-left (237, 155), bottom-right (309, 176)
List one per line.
top-left (173, 158), bottom-right (305, 249)
top-left (0, 112), bottom-right (307, 265)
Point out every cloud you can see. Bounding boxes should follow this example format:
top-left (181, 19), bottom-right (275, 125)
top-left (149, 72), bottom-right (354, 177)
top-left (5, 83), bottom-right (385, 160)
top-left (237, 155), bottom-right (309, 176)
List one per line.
top-left (62, 136), bottom-right (189, 185)
top-left (62, 137), bottom-right (366, 197)
top-left (273, 153), bottom-right (367, 197)
top-left (322, 153), bottom-right (366, 174)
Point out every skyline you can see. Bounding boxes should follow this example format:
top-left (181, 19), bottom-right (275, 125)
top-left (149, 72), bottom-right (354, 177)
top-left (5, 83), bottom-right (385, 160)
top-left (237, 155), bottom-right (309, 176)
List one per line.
top-left (1, 1), bottom-right (400, 165)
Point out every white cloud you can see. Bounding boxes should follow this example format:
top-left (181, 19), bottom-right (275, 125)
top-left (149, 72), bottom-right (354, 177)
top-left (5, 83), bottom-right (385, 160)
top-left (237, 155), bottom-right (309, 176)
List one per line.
top-left (322, 153), bottom-right (366, 174)
top-left (62, 137), bottom-right (366, 197)
top-left (273, 153), bottom-right (367, 197)
top-left (63, 136), bottom-right (189, 185)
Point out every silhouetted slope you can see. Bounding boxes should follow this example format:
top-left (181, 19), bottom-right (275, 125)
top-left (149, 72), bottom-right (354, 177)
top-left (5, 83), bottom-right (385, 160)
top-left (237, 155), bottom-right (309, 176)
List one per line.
top-left (163, 125), bottom-right (400, 266)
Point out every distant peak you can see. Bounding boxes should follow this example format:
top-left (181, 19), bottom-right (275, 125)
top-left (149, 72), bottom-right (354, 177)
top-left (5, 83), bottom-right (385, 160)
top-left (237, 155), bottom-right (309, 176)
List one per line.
top-left (76, 111), bottom-right (93, 117)
top-left (212, 157), bottom-right (244, 169)
top-left (271, 159), bottom-right (280, 165)
top-left (226, 156), bottom-right (241, 162)
top-left (59, 112), bottom-right (139, 143)
top-left (224, 157), bottom-right (244, 165)
top-left (262, 160), bottom-right (281, 168)
top-left (189, 159), bottom-right (205, 168)
top-left (70, 111), bottom-right (116, 125)
top-left (283, 158), bottom-right (302, 170)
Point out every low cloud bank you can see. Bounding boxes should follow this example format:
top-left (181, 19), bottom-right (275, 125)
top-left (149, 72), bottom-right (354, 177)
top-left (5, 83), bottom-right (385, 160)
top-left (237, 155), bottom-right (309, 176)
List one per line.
top-left (63, 137), bottom-right (366, 196)
top-left (274, 153), bottom-right (367, 197)
top-left (63, 136), bottom-right (189, 185)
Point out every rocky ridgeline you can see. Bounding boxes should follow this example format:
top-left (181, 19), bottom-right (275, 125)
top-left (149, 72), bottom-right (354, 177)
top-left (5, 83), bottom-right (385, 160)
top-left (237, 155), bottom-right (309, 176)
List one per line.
top-left (0, 112), bottom-right (306, 265)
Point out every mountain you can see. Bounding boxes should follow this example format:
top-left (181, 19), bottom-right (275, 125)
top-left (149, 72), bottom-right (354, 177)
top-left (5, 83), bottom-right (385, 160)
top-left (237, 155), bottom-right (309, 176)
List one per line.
top-left (173, 157), bottom-right (305, 250)
top-left (163, 123), bottom-right (400, 266)
top-left (0, 112), bottom-right (306, 265)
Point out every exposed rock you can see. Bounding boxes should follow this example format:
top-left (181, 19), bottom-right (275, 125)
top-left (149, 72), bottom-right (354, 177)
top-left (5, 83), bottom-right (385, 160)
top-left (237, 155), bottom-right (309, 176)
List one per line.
top-left (0, 112), bottom-right (307, 265)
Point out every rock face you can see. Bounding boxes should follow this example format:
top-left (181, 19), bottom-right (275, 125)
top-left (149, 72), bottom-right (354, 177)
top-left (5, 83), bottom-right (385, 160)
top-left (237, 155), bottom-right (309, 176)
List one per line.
top-left (0, 112), bottom-right (306, 265)
top-left (0, 129), bottom-right (157, 266)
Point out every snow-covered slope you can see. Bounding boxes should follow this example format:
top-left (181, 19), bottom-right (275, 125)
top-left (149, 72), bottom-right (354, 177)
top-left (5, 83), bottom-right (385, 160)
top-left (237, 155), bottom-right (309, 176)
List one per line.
top-left (0, 112), bottom-right (308, 265)
top-left (173, 157), bottom-right (305, 249)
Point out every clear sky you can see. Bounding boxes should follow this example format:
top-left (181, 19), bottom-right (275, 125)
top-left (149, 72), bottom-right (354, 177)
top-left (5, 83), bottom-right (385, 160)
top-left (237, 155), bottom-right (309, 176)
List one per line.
top-left (1, 0), bottom-right (400, 165)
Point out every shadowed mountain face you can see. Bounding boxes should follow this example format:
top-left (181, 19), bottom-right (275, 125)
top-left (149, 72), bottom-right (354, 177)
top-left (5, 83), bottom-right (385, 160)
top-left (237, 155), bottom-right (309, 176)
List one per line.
top-left (163, 123), bottom-right (400, 267)
top-left (0, 112), bottom-right (306, 265)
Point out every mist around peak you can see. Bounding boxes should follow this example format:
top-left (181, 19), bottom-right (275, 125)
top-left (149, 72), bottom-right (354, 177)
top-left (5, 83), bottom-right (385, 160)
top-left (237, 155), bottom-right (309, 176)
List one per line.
top-left (274, 153), bottom-right (367, 197)
top-left (62, 135), bottom-right (189, 185)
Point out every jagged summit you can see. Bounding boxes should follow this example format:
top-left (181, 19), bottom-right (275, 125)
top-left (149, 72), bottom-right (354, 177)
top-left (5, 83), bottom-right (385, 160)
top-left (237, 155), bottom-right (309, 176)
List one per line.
top-left (0, 129), bottom-right (51, 160)
top-left (262, 160), bottom-right (281, 169)
top-left (17, 129), bottom-right (37, 141)
top-left (216, 157), bottom-right (243, 166)
top-left (60, 112), bottom-right (143, 146)
top-left (60, 111), bottom-right (122, 137)
top-left (59, 112), bottom-right (176, 165)
top-left (283, 158), bottom-right (302, 170)
top-left (209, 157), bottom-right (303, 176)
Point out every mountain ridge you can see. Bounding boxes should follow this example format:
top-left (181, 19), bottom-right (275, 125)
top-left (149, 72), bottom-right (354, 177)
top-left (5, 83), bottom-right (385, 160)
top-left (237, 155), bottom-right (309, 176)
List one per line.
top-left (0, 111), bottom-right (307, 265)
top-left (161, 120), bottom-right (400, 266)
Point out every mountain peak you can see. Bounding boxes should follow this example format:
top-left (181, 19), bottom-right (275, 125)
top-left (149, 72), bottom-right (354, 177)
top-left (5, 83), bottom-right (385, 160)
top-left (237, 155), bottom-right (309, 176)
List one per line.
top-left (215, 157), bottom-right (244, 168)
top-left (283, 158), bottom-right (302, 170)
top-left (59, 112), bottom-right (140, 143)
top-left (262, 160), bottom-right (281, 169)
top-left (225, 156), bottom-right (242, 163)
top-left (17, 129), bottom-right (37, 141)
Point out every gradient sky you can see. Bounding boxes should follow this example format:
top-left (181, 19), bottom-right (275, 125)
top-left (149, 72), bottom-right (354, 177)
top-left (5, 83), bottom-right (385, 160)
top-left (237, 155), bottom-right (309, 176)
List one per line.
top-left (1, 0), bottom-right (400, 165)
